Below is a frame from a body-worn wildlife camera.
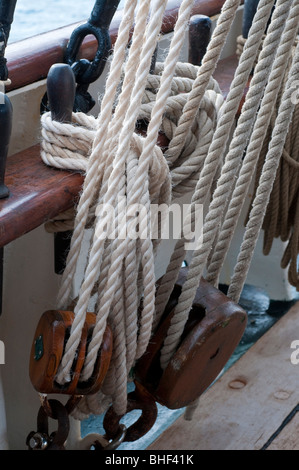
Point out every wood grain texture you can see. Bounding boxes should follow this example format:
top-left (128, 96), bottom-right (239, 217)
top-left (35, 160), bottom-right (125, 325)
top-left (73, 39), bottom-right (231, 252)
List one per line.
top-left (29, 310), bottom-right (113, 395)
top-left (147, 302), bottom-right (299, 450)
top-left (6, 0), bottom-right (228, 92)
top-left (135, 268), bottom-right (247, 409)
top-left (267, 414), bottom-right (299, 450)
top-left (0, 145), bottom-right (84, 248)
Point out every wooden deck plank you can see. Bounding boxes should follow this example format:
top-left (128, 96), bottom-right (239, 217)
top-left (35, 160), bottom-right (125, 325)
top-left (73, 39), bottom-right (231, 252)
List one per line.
top-left (267, 413), bottom-right (299, 450)
top-left (148, 302), bottom-right (299, 450)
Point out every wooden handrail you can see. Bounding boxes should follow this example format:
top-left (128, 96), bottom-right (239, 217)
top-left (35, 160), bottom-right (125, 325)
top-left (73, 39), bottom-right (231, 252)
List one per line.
top-left (0, 145), bottom-right (83, 248)
top-left (6, 0), bottom-right (227, 92)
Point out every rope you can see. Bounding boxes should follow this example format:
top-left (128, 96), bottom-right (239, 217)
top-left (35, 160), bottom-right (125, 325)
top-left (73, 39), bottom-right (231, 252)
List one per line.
top-left (154, 0), bottom-right (243, 327)
top-left (43, 72), bottom-right (223, 231)
top-left (158, 0), bottom-right (276, 369)
top-left (206, 0), bottom-right (299, 287)
top-left (59, 0), bottom-right (171, 417)
top-left (39, 0), bottom-right (299, 421)
top-left (253, 59), bottom-right (299, 290)
top-left (231, 1), bottom-right (299, 293)
top-left (236, 34), bottom-right (264, 66)
top-left (228, 36), bottom-right (299, 301)
top-left (41, 0), bottom-right (223, 418)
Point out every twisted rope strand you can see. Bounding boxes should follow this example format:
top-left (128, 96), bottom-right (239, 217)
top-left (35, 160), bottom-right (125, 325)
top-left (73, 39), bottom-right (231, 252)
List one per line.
top-left (228, 39), bottom-right (299, 302)
top-left (79, 0), bottom-right (196, 389)
top-left (76, 0), bottom-right (170, 388)
top-left (166, 0), bottom-right (241, 164)
top-left (155, 0), bottom-right (275, 337)
top-left (159, 0), bottom-right (276, 370)
top-left (206, 0), bottom-right (299, 285)
top-left (56, 0), bottom-right (139, 312)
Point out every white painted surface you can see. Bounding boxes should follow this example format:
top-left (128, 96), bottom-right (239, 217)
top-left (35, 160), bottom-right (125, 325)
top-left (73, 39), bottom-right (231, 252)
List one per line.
top-left (0, 370), bottom-right (8, 450)
top-left (0, 227), bottom-right (60, 449)
top-left (7, 80), bottom-right (47, 156)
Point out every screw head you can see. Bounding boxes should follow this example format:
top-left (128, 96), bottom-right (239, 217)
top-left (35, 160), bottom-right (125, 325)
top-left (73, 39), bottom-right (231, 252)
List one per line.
top-left (28, 432), bottom-right (49, 450)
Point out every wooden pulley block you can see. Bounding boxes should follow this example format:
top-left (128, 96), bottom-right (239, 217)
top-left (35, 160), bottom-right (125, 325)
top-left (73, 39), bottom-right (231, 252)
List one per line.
top-left (29, 310), bottom-right (112, 396)
top-left (135, 268), bottom-right (247, 409)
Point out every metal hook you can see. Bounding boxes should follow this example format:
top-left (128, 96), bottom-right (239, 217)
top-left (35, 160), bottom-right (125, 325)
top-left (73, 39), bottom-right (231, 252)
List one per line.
top-left (27, 399), bottom-right (70, 451)
top-left (103, 383), bottom-right (158, 443)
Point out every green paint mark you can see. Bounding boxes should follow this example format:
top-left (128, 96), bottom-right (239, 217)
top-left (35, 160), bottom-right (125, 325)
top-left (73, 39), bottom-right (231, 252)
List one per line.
top-left (34, 335), bottom-right (44, 361)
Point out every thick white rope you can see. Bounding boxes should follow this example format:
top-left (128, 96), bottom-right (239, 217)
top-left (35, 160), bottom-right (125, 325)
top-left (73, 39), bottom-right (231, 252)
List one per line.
top-left (166, 0), bottom-right (242, 164)
top-left (41, 58), bottom-right (222, 415)
top-left (39, 0), bottom-right (299, 421)
top-left (154, 0), bottom-right (243, 326)
top-left (51, 0), bottom-right (218, 417)
top-left (56, 0), bottom-right (140, 311)
top-left (55, 0), bottom-right (169, 386)
top-left (206, 0), bottom-right (299, 287)
top-left (228, 38), bottom-right (299, 302)
top-left (79, 0), bottom-right (201, 415)
top-left (156, 0), bottom-right (276, 354)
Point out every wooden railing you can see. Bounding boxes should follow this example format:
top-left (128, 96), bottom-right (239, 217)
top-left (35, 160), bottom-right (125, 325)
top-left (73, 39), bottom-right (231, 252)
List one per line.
top-left (6, 0), bottom-right (227, 92)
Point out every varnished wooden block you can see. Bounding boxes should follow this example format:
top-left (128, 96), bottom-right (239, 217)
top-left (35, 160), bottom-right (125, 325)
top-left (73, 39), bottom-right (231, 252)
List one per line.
top-left (135, 269), bottom-right (247, 409)
top-left (29, 310), bottom-right (112, 396)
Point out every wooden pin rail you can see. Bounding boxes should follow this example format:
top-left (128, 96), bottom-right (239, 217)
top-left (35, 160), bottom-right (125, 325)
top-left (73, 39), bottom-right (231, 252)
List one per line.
top-left (0, 54), bottom-right (244, 249)
top-left (0, 146), bottom-right (83, 248)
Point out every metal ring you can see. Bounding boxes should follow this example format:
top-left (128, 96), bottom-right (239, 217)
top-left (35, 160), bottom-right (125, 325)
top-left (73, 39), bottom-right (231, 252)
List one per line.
top-left (65, 23), bottom-right (110, 85)
top-left (102, 424), bottom-right (127, 450)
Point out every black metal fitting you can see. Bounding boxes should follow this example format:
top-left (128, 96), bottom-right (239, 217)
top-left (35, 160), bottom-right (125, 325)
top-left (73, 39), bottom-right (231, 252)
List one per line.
top-left (64, 0), bottom-right (121, 113)
top-left (0, 0), bottom-right (17, 80)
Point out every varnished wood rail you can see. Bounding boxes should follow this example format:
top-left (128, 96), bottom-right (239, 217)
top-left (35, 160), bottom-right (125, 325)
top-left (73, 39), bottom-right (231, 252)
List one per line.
top-left (6, 0), bottom-right (230, 92)
top-left (0, 146), bottom-right (84, 248)
top-left (0, 55), bottom-right (243, 248)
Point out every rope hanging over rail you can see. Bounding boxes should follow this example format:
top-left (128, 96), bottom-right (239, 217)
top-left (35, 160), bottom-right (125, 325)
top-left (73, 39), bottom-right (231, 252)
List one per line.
top-left (40, 0), bottom-right (299, 420)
